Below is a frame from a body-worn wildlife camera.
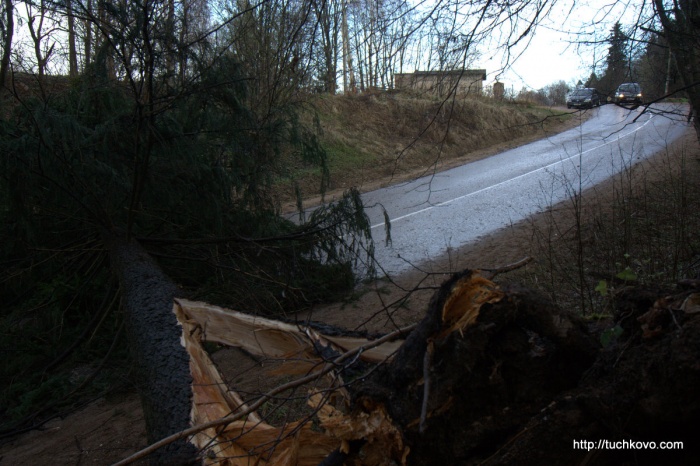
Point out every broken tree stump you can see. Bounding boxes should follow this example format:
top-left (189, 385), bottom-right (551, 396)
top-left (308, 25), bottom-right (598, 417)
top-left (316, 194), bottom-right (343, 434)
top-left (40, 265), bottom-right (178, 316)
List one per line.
top-left (347, 269), bottom-right (598, 465)
top-left (117, 269), bottom-right (700, 465)
top-left (335, 270), bottom-right (700, 465)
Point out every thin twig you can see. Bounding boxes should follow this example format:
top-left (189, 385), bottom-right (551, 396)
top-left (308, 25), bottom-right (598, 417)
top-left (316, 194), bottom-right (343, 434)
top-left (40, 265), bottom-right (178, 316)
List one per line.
top-left (482, 256), bottom-right (533, 279)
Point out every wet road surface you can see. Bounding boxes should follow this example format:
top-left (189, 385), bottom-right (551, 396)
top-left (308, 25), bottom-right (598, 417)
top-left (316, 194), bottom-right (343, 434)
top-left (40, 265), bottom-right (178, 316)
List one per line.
top-left (355, 103), bottom-right (692, 275)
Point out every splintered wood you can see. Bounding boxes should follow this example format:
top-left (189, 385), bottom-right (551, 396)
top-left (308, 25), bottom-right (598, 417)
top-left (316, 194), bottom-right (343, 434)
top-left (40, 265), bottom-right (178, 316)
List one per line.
top-left (172, 271), bottom-right (503, 465)
top-left (308, 393), bottom-right (410, 465)
top-left (439, 272), bottom-right (504, 338)
top-left (174, 299), bottom-right (341, 465)
top-left (176, 299), bottom-right (403, 364)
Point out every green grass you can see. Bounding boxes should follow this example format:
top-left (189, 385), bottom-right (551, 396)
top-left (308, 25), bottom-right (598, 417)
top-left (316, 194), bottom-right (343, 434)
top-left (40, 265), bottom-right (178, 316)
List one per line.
top-left (323, 140), bottom-right (374, 172)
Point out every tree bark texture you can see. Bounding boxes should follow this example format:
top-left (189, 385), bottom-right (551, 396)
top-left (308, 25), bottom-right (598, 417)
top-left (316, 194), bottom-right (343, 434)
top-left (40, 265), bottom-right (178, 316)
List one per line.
top-left (1, 0), bottom-right (14, 88)
top-left (66, 0), bottom-right (78, 76)
top-left (104, 233), bottom-right (198, 465)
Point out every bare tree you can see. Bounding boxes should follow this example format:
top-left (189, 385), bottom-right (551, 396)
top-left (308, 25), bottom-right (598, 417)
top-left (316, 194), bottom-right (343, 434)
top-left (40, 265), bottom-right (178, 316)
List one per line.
top-left (82, 0), bottom-right (92, 67)
top-left (25, 0), bottom-right (60, 77)
top-left (65, 0), bottom-right (77, 75)
top-left (311, 0), bottom-right (341, 93)
top-left (1, 0), bottom-right (13, 87)
top-left (652, 0), bottom-right (700, 139)
top-left (546, 79), bottom-right (570, 106)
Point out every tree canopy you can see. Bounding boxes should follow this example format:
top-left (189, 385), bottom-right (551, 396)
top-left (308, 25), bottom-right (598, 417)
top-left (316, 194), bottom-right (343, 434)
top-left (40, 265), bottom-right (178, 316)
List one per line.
top-left (0, 1), bottom-right (378, 451)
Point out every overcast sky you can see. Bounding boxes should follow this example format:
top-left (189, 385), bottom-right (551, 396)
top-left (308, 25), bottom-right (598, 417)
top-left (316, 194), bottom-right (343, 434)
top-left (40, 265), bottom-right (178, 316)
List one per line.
top-left (493, 26), bottom-right (591, 91)
top-left (481, 0), bottom-right (642, 91)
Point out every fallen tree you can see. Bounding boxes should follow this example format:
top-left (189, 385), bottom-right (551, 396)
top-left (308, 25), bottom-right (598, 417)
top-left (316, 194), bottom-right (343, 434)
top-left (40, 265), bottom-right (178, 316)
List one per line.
top-left (104, 233), bottom-right (198, 464)
top-left (115, 269), bottom-right (700, 465)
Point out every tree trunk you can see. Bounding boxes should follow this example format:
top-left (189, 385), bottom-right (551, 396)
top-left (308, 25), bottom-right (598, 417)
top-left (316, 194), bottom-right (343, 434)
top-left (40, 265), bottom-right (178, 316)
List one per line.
top-left (103, 232), bottom-right (197, 465)
top-left (66, 0), bottom-right (78, 76)
top-left (653, 0), bottom-right (700, 142)
top-left (165, 0), bottom-right (175, 78)
top-left (1, 0), bottom-right (13, 88)
top-left (341, 0), bottom-right (355, 93)
top-left (83, 0), bottom-right (92, 68)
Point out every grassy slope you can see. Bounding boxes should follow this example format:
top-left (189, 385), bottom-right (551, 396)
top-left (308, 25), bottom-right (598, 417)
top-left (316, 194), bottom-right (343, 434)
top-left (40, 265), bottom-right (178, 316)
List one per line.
top-left (276, 91), bottom-right (575, 208)
top-left (280, 91), bottom-right (700, 317)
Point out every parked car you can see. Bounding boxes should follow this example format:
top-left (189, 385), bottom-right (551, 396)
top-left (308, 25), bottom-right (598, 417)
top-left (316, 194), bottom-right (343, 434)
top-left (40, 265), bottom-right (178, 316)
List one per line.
top-left (566, 88), bottom-right (601, 109)
top-left (613, 82), bottom-right (643, 104)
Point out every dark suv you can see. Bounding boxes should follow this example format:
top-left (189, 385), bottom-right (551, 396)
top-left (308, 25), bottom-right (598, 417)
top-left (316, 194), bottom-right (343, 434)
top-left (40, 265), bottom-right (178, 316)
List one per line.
top-left (566, 88), bottom-right (601, 109)
top-left (614, 83), bottom-right (642, 104)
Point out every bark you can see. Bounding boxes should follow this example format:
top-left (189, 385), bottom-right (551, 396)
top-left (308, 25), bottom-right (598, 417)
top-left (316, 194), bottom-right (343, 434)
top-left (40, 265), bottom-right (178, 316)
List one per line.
top-left (83, 0), bottom-right (92, 67)
top-left (1, 0), bottom-right (13, 88)
top-left (103, 232), bottom-right (197, 465)
top-left (66, 0), bottom-right (78, 76)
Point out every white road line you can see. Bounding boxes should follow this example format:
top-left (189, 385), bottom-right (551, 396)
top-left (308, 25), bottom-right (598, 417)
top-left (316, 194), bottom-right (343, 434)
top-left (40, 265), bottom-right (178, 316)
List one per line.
top-left (370, 112), bottom-right (654, 230)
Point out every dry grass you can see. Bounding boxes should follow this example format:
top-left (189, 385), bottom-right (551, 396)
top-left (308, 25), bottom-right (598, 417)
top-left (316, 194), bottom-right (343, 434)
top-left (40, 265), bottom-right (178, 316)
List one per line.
top-left (302, 120), bottom-right (700, 332)
top-left (276, 91), bottom-right (574, 207)
top-left (513, 133), bottom-right (700, 315)
top-left (275, 90), bottom-right (699, 322)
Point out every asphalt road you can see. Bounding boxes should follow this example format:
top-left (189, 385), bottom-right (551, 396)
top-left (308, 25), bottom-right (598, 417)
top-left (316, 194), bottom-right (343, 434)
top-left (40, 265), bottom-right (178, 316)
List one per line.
top-left (355, 102), bottom-right (692, 276)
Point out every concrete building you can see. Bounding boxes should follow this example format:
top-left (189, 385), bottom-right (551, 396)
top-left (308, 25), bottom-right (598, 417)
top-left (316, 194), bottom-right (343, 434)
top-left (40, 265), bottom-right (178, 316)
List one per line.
top-left (394, 69), bottom-right (487, 96)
